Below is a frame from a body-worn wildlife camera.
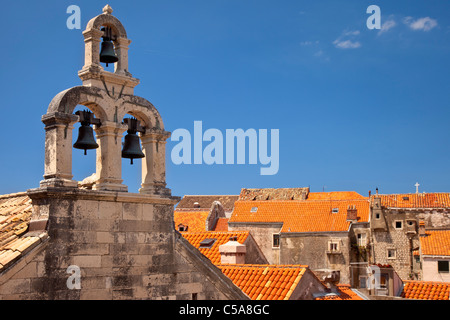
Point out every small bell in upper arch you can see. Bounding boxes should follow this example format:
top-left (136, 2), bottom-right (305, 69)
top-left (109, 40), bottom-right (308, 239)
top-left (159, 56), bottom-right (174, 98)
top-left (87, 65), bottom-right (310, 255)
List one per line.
top-left (99, 27), bottom-right (119, 67)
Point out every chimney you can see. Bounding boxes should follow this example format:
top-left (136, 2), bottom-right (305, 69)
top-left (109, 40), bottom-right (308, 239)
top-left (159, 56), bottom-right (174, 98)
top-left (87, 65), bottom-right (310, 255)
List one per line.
top-left (419, 220), bottom-right (426, 237)
top-left (346, 205), bottom-right (358, 222)
top-left (219, 236), bottom-right (246, 264)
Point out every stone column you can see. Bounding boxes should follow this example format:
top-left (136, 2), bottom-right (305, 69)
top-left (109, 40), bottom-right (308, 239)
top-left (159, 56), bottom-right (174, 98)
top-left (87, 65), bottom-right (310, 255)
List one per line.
top-left (114, 37), bottom-right (131, 76)
top-left (139, 130), bottom-right (171, 195)
top-left (92, 121), bottom-right (128, 192)
top-left (81, 28), bottom-right (104, 71)
top-left (40, 112), bottom-right (79, 188)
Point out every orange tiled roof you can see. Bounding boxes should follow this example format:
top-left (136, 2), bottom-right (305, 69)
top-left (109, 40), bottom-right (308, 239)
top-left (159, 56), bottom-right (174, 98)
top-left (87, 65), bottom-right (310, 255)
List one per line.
top-left (419, 229), bottom-right (450, 256)
top-left (213, 218), bottom-right (229, 231)
top-left (315, 284), bottom-right (364, 300)
top-left (374, 193), bottom-right (450, 208)
top-left (0, 193), bottom-right (47, 272)
top-left (217, 264), bottom-right (311, 300)
top-left (401, 281), bottom-right (450, 300)
top-left (181, 231), bottom-right (249, 264)
top-left (173, 210), bottom-right (209, 233)
top-left (229, 200), bottom-right (370, 233)
top-left (307, 192), bottom-right (367, 200)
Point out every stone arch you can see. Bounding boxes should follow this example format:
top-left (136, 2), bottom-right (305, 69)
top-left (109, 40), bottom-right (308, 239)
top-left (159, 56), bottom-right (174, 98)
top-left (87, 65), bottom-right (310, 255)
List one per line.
top-left (47, 86), bottom-right (108, 121)
top-left (118, 95), bottom-right (165, 130)
top-left (85, 10), bottom-right (127, 39)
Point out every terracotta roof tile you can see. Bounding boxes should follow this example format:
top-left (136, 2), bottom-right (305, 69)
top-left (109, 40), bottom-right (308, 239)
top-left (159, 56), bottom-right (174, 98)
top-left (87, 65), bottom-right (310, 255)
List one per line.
top-left (229, 200), bottom-right (369, 233)
top-left (181, 231), bottom-right (249, 264)
top-left (213, 218), bottom-right (229, 231)
top-left (401, 281), bottom-right (450, 300)
top-left (374, 193), bottom-right (450, 208)
top-left (173, 211), bottom-right (209, 233)
top-left (217, 264), bottom-right (311, 300)
top-left (0, 193), bottom-right (47, 273)
top-left (307, 192), bottom-right (367, 200)
top-left (419, 229), bottom-right (450, 256)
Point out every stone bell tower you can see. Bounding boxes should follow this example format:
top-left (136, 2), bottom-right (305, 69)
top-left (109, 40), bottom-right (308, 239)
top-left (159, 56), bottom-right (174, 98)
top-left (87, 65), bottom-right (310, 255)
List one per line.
top-left (41, 4), bottom-right (170, 195)
top-left (0, 5), bottom-right (248, 300)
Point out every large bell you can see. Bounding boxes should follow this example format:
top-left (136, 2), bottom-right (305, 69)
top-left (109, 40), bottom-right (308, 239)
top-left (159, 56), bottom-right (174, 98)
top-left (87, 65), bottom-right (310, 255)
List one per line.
top-left (73, 124), bottom-right (99, 155)
top-left (99, 40), bottom-right (119, 67)
top-left (122, 130), bottom-right (145, 165)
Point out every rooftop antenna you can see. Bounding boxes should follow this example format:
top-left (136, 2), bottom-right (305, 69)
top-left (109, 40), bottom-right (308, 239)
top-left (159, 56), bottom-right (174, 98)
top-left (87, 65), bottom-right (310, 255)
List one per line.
top-left (415, 182), bottom-right (420, 194)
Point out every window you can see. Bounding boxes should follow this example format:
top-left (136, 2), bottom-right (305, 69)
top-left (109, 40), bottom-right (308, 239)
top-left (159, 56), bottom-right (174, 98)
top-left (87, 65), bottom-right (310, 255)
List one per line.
top-left (332, 208), bottom-right (339, 213)
top-left (178, 224), bottom-right (188, 232)
top-left (387, 249), bottom-right (396, 259)
top-left (328, 240), bottom-right (340, 252)
top-left (395, 221), bottom-right (402, 229)
top-left (250, 207), bottom-right (258, 213)
top-left (273, 234), bottom-right (280, 248)
top-left (199, 238), bottom-right (216, 249)
top-left (375, 213), bottom-right (380, 219)
top-left (438, 261), bottom-right (449, 273)
top-left (357, 233), bottom-right (367, 246)
top-left (359, 276), bottom-right (368, 289)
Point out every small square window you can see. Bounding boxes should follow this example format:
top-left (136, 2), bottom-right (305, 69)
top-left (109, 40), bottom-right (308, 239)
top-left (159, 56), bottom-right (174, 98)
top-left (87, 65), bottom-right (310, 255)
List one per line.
top-left (438, 261), bottom-right (449, 273)
top-left (332, 208), bottom-right (339, 213)
top-left (387, 249), bottom-right (396, 259)
top-left (250, 207), bottom-right (258, 213)
top-left (395, 221), bottom-right (402, 229)
top-left (375, 213), bottom-right (380, 219)
top-left (273, 234), bottom-right (280, 248)
top-left (357, 233), bottom-right (367, 246)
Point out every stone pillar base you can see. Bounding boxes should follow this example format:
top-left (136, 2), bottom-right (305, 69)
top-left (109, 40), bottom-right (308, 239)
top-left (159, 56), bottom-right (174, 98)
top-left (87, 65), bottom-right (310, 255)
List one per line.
top-left (39, 178), bottom-right (78, 189)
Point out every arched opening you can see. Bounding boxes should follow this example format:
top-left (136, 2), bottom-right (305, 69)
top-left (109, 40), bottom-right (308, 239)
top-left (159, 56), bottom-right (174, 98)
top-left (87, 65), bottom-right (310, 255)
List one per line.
top-left (99, 25), bottom-right (120, 73)
top-left (71, 105), bottom-right (100, 186)
top-left (121, 113), bottom-right (146, 193)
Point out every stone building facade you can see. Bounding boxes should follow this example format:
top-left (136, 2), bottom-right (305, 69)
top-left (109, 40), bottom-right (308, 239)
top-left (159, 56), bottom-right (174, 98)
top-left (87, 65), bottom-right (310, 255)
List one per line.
top-left (370, 193), bottom-right (450, 280)
top-left (228, 188), bottom-right (371, 284)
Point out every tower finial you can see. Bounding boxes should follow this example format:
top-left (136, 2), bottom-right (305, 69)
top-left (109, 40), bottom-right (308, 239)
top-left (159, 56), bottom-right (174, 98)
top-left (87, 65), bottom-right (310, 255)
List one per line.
top-left (103, 4), bottom-right (113, 15)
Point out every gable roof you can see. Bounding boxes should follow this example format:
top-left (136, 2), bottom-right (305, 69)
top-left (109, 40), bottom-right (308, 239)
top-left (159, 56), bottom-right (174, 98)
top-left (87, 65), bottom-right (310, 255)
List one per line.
top-left (0, 193), bottom-right (48, 273)
top-left (419, 229), bottom-right (450, 256)
top-left (217, 264), bottom-right (314, 300)
top-left (176, 195), bottom-right (238, 211)
top-left (401, 281), bottom-right (450, 300)
top-left (173, 210), bottom-right (209, 233)
top-left (181, 231), bottom-right (250, 264)
top-left (373, 193), bottom-right (450, 208)
top-left (229, 200), bottom-right (370, 233)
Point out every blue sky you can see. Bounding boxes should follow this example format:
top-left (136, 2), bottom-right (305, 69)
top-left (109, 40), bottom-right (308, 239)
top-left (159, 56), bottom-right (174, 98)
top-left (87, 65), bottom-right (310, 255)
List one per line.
top-left (1, 0), bottom-right (449, 197)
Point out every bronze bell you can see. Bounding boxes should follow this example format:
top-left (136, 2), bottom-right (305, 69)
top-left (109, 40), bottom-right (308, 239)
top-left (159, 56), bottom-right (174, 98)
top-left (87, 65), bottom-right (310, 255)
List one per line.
top-left (122, 118), bottom-right (145, 165)
top-left (73, 110), bottom-right (100, 155)
top-left (73, 124), bottom-right (99, 155)
top-left (99, 27), bottom-right (118, 67)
